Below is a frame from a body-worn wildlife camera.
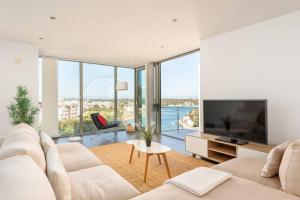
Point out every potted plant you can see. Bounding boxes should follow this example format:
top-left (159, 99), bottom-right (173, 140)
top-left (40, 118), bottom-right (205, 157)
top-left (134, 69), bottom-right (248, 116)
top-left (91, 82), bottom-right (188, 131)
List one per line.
top-left (7, 85), bottom-right (39, 126)
top-left (137, 125), bottom-right (154, 147)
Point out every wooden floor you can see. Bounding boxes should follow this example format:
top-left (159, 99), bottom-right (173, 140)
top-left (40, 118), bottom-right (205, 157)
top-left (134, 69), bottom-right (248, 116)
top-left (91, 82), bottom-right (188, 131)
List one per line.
top-left (55, 131), bottom-right (189, 154)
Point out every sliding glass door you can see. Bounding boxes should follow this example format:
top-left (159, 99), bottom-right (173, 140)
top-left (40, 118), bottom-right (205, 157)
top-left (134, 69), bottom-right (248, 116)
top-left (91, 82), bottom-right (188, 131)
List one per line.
top-left (160, 51), bottom-right (200, 139)
top-left (136, 67), bottom-right (147, 128)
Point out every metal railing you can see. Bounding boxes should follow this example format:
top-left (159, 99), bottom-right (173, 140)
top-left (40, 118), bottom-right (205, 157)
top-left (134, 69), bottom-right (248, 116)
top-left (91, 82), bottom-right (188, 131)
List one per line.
top-left (161, 106), bottom-right (198, 132)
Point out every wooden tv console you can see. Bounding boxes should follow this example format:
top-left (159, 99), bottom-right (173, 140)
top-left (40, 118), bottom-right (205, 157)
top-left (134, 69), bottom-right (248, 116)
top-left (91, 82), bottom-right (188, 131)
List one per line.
top-left (186, 133), bottom-right (274, 163)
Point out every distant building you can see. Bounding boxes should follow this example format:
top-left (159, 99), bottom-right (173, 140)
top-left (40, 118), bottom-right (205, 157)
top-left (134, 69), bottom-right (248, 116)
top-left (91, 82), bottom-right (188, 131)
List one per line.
top-left (58, 100), bottom-right (80, 120)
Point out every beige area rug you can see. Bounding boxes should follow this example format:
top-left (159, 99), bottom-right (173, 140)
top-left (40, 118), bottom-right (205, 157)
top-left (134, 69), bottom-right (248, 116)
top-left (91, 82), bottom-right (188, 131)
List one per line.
top-left (90, 143), bottom-right (214, 193)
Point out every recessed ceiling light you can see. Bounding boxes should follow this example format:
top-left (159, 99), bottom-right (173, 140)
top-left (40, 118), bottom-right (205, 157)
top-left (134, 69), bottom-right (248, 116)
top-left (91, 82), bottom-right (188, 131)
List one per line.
top-left (50, 16), bottom-right (56, 20)
top-left (172, 18), bottom-right (178, 22)
top-left (38, 37), bottom-right (44, 40)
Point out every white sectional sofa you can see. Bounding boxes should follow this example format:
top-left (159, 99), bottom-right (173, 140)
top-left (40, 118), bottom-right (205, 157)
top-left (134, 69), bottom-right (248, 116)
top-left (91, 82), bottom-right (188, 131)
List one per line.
top-left (1, 123), bottom-right (300, 200)
top-left (0, 123), bottom-right (140, 200)
top-left (132, 148), bottom-right (300, 200)
top-left (131, 173), bottom-right (298, 200)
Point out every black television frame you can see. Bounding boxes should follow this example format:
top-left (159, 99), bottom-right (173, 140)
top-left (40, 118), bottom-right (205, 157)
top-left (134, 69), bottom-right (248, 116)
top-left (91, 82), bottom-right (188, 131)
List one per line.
top-left (203, 99), bottom-right (268, 145)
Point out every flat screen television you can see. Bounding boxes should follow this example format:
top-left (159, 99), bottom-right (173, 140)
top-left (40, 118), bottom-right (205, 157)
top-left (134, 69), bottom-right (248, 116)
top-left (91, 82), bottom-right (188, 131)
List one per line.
top-left (203, 100), bottom-right (267, 144)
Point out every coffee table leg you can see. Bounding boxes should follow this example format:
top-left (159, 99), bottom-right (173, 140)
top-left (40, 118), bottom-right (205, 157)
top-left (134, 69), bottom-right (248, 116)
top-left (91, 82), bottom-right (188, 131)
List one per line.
top-left (162, 153), bottom-right (171, 178)
top-left (138, 151), bottom-right (140, 158)
top-left (129, 145), bottom-right (134, 164)
top-left (144, 154), bottom-right (150, 183)
top-left (157, 154), bottom-right (161, 165)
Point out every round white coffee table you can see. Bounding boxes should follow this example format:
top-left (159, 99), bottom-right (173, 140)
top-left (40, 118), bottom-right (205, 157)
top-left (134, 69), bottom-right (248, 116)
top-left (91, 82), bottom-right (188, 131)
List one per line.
top-left (126, 140), bottom-right (171, 183)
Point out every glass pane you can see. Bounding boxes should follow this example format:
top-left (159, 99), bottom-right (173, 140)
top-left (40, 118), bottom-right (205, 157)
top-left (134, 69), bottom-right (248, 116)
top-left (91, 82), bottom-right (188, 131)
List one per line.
top-left (161, 52), bottom-right (200, 138)
top-left (137, 69), bottom-right (146, 127)
top-left (117, 67), bottom-right (135, 127)
top-left (57, 60), bottom-right (80, 136)
top-left (83, 63), bottom-right (115, 133)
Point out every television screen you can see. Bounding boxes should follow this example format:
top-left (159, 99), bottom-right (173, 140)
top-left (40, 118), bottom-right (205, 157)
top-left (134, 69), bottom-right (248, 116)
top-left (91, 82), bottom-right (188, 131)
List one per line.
top-left (203, 100), bottom-right (267, 144)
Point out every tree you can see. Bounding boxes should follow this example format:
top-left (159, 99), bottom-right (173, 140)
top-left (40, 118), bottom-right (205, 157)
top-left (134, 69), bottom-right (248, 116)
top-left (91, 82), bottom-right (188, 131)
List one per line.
top-left (7, 85), bottom-right (39, 126)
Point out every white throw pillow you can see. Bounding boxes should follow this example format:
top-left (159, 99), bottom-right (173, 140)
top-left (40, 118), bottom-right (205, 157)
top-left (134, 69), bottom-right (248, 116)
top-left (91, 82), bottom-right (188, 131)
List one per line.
top-left (261, 141), bottom-right (290, 177)
top-left (279, 140), bottom-right (300, 197)
top-left (40, 131), bottom-right (56, 154)
top-left (47, 146), bottom-right (72, 200)
top-left (0, 155), bottom-right (56, 200)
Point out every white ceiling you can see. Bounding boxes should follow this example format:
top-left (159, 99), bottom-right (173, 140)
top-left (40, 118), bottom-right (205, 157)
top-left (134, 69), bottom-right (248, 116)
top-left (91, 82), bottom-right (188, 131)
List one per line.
top-left (1, 0), bottom-right (300, 67)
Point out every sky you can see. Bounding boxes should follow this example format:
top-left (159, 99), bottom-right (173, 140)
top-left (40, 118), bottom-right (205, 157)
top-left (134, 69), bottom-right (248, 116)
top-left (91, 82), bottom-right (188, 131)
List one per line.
top-left (57, 60), bottom-right (80, 99)
top-left (161, 51), bottom-right (200, 99)
top-left (40, 51), bottom-right (200, 100)
top-left (56, 61), bottom-right (134, 99)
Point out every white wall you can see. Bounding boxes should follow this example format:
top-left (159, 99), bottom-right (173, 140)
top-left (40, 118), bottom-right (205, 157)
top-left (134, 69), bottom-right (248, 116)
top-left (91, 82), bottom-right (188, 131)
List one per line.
top-left (200, 11), bottom-right (300, 145)
top-left (0, 40), bottom-right (38, 136)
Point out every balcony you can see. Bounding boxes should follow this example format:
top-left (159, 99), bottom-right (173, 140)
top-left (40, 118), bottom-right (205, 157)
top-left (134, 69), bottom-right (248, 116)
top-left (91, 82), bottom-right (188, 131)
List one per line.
top-left (161, 106), bottom-right (199, 140)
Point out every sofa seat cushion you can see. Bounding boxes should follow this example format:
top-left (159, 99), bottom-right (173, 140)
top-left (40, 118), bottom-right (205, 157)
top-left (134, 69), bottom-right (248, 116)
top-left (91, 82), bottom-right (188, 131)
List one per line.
top-left (68, 165), bottom-right (140, 200)
top-left (0, 155), bottom-right (56, 200)
top-left (57, 143), bottom-right (102, 172)
top-left (10, 123), bottom-right (41, 144)
top-left (130, 176), bottom-right (299, 200)
top-left (212, 157), bottom-right (281, 190)
top-left (0, 132), bottom-right (46, 171)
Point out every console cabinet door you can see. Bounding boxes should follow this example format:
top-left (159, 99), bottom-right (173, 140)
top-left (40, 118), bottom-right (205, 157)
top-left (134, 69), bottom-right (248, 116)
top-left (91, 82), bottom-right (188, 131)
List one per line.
top-left (186, 136), bottom-right (208, 157)
top-left (237, 147), bottom-right (268, 159)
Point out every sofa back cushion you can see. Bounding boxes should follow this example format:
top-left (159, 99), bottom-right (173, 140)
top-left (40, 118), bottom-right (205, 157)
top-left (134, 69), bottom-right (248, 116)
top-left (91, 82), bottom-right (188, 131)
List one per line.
top-left (261, 141), bottom-right (290, 177)
top-left (279, 140), bottom-right (300, 196)
top-left (40, 131), bottom-right (56, 154)
top-left (0, 132), bottom-right (46, 171)
top-left (0, 155), bottom-right (56, 200)
top-left (10, 123), bottom-right (40, 144)
top-left (47, 146), bottom-right (71, 200)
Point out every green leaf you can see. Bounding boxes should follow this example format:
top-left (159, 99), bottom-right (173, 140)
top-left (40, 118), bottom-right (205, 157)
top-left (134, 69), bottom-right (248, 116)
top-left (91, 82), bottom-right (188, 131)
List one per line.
top-left (7, 85), bottom-right (39, 126)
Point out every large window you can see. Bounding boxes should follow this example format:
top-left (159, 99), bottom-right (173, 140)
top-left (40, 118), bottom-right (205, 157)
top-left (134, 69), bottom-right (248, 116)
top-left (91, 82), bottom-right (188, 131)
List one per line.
top-left (82, 63), bottom-right (115, 133)
top-left (57, 60), bottom-right (80, 136)
top-left (56, 60), bottom-right (134, 136)
top-left (117, 67), bottom-right (135, 126)
top-left (160, 51), bottom-right (200, 137)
